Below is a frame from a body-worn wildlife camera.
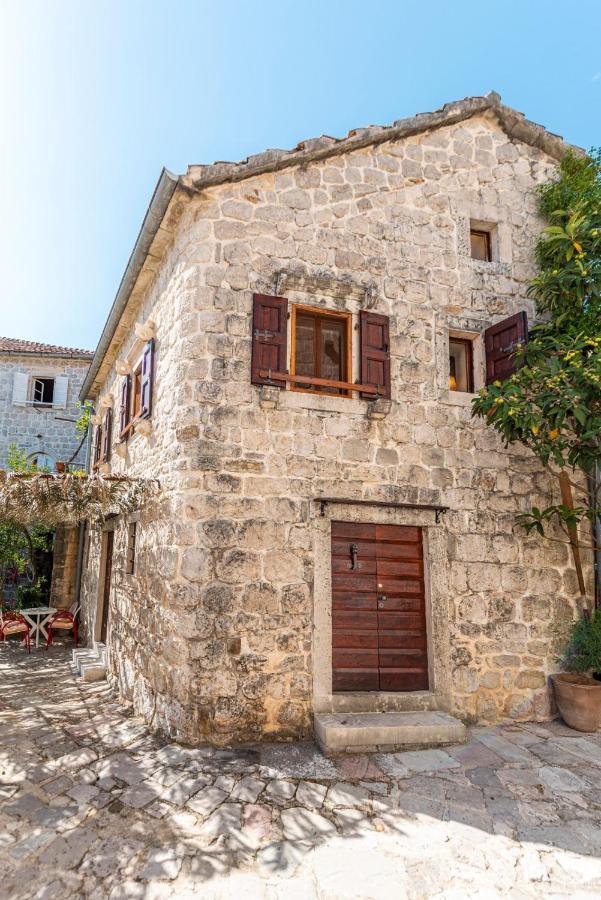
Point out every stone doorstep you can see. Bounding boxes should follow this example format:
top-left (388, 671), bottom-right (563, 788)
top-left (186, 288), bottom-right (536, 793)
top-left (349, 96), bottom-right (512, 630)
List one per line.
top-left (72, 643), bottom-right (107, 678)
top-left (314, 710), bottom-right (467, 755)
top-left (80, 663), bottom-right (107, 683)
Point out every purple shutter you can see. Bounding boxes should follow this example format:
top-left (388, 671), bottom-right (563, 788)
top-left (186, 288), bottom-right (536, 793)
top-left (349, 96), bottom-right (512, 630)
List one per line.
top-left (139, 340), bottom-right (154, 418)
top-left (251, 294), bottom-right (288, 387)
top-left (93, 424), bottom-right (102, 467)
top-left (484, 311), bottom-right (528, 384)
top-left (101, 408), bottom-right (112, 463)
top-left (359, 311), bottom-right (391, 399)
top-left (119, 375), bottom-right (131, 436)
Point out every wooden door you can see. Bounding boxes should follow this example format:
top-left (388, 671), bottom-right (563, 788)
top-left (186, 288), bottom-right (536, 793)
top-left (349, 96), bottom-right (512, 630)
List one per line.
top-left (100, 530), bottom-right (114, 644)
top-left (331, 521), bottom-right (429, 692)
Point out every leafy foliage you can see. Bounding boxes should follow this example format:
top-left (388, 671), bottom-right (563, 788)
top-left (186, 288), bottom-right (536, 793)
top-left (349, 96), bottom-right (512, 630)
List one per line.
top-left (559, 608), bottom-right (601, 674)
top-left (75, 400), bottom-right (94, 436)
top-left (472, 151), bottom-right (601, 562)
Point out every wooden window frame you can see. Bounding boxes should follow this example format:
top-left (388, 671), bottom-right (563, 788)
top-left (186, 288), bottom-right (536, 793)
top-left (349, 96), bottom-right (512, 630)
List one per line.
top-left (470, 228), bottom-right (492, 262)
top-left (449, 337), bottom-right (474, 394)
top-left (31, 377), bottom-right (55, 407)
top-left (290, 304), bottom-right (353, 398)
top-left (119, 357), bottom-right (144, 441)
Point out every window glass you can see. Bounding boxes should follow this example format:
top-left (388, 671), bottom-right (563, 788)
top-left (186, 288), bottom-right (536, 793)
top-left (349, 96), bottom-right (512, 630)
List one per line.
top-left (470, 229), bottom-right (491, 262)
top-left (293, 309), bottom-right (348, 395)
top-left (32, 378), bottom-right (55, 405)
top-left (449, 339), bottom-right (474, 393)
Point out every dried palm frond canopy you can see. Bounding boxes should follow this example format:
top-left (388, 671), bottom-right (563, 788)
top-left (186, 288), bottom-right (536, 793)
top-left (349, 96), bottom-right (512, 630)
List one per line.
top-left (0, 473), bottom-right (157, 527)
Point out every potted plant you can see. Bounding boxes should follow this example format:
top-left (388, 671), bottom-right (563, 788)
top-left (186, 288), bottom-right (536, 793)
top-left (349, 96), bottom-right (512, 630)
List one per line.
top-left (55, 462), bottom-right (66, 473)
top-left (553, 609), bottom-right (601, 732)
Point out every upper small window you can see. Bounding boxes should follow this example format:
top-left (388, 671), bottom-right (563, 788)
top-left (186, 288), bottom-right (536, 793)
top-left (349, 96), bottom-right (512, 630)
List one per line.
top-left (449, 338), bottom-right (474, 393)
top-left (32, 378), bottom-right (55, 405)
top-left (470, 228), bottom-right (492, 262)
top-left (291, 306), bottom-right (351, 396)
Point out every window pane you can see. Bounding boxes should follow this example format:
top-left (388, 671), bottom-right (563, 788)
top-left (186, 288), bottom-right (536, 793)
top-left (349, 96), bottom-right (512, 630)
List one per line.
top-left (294, 316), bottom-right (316, 378)
top-left (470, 230), bottom-right (491, 261)
top-left (449, 339), bottom-right (473, 392)
top-left (33, 378), bottom-right (54, 404)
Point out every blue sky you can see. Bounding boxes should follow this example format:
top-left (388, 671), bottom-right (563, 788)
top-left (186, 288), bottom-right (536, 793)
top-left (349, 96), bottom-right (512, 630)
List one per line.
top-left (1, 0), bottom-right (599, 351)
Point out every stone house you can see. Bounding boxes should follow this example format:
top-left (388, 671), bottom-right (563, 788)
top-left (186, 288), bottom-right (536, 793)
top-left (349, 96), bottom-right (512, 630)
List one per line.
top-left (78, 93), bottom-right (591, 748)
top-left (0, 337), bottom-right (92, 470)
top-left (0, 337), bottom-right (93, 609)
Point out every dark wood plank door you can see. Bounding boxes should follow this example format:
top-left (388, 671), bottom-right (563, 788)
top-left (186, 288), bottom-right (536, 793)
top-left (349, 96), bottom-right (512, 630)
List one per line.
top-left (100, 530), bottom-right (114, 644)
top-left (331, 521), bottom-right (429, 692)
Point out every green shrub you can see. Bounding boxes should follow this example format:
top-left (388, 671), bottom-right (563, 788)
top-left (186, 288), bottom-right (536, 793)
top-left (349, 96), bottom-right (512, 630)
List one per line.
top-left (560, 609), bottom-right (601, 674)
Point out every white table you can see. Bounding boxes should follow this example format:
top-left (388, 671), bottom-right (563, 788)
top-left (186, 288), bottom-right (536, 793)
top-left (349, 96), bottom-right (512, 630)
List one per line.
top-left (20, 607), bottom-right (57, 649)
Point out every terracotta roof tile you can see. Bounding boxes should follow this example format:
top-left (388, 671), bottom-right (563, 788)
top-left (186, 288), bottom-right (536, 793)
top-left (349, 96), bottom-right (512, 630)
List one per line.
top-left (0, 336), bottom-right (94, 358)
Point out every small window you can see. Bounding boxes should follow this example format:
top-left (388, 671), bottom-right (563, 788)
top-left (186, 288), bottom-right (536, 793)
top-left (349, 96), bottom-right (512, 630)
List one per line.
top-left (470, 228), bottom-right (492, 262)
top-left (449, 338), bottom-right (474, 393)
top-left (291, 305), bottom-right (351, 396)
top-left (125, 521), bottom-right (137, 575)
top-left (32, 378), bottom-right (55, 405)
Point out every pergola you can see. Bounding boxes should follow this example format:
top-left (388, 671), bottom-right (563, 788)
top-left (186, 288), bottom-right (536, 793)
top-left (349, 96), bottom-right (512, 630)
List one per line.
top-left (0, 472), bottom-right (156, 527)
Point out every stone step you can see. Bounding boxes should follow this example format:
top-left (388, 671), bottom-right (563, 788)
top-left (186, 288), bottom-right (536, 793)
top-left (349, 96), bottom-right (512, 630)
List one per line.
top-left (314, 710), bottom-right (467, 754)
top-left (71, 649), bottom-right (98, 676)
top-left (80, 662), bottom-right (107, 683)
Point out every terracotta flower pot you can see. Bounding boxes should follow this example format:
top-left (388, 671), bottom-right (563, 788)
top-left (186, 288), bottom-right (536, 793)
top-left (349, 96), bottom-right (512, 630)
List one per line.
top-left (552, 673), bottom-right (601, 732)
top-left (55, 462), bottom-right (66, 473)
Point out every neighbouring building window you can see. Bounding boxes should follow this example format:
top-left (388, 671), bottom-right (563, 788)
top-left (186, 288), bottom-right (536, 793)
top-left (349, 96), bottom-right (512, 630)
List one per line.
top-left (291, 305), bottom-right (351, 395)
top-left (470, 227), bottom-right (492, 262)
top-left (449, 338), bottom-right (474, 393)
top-left (32, 377), bottom-right (55, 405)
top-left (125, 521), bottom-right (137, 574)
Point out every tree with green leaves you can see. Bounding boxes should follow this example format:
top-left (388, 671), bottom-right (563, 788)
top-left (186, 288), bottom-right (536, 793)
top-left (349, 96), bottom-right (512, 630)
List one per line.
top-left (472, 150), bottom-right (601, 616)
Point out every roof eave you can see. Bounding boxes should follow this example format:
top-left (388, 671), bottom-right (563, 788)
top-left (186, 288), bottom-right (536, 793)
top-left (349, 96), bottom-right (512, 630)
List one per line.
top-left (79, 167), bottom-right (179, 401)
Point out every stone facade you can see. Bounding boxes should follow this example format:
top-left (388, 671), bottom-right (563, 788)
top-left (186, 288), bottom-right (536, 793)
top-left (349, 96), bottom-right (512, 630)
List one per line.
top-left (0, 348), bottom-right (92, 470)
top-left (79, 97), bottom-right (592, 745)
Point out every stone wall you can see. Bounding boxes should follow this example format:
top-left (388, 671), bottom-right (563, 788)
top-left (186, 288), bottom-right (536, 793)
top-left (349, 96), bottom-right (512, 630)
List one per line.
top-left (0, 355), bottom-right (90, 469)
top-left (50, 526), bottom-right (80, 610)
top-left (80, 110), bottom-right (591, 744)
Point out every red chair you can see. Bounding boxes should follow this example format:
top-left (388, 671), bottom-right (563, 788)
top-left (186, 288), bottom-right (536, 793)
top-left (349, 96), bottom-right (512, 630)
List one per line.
top-left (46, 606), bottom-right (79, 649)
top-left (0, 611), bottom-right (31, 653)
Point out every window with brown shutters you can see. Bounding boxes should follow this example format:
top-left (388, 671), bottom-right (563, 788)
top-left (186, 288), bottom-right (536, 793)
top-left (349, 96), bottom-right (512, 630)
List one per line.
top-left (251, 293), bottom-right (288, 387)
top-left (101, 408), bottom-right (112, 463)
top-left (359, 310), bottom-right (391, 399)
top-left (118, 375), bottom-right (131, 439)
top-left (484, 311), bottom-right (528, 384)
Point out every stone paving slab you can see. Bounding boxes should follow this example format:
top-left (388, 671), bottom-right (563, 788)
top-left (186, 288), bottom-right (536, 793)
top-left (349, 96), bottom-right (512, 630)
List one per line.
top-left (2, 644), bottom-right (601, 898)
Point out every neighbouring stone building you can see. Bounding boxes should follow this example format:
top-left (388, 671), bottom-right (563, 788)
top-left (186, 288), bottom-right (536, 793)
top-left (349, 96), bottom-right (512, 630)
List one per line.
top-left (0, 337), bottom-right (93, 471)
top-left (0, 337), bottom-right (93, 609)
top-left (78, 93), bottom-right (593, 747)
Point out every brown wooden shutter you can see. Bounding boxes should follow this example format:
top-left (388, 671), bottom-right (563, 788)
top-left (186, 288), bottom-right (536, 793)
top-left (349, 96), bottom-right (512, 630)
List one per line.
top-left (251, 293), bottom-right (288, 387)
top-left (93, 424), bottom-right (102, 468)
top-left (484, 311), bottom-right (528, 384)
top-left (359, 311), bottom-right (391, 399)
top-left (140, 340), bottom-right (154, 418)
top-left (101, 408), bottom-right (112, 463)
top-left (119, 375), bottom-right (131, 437)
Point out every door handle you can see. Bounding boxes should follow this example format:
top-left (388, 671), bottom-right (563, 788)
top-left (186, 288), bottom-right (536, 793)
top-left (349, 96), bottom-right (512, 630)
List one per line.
top-left (378, 594), bottom-right (387, 608)
top-left (349, 543), bottom-right (359, 570)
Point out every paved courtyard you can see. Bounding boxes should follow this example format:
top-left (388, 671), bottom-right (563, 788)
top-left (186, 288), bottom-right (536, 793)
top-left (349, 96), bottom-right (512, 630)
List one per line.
top-left (2, 645), bottom-right (601, 899)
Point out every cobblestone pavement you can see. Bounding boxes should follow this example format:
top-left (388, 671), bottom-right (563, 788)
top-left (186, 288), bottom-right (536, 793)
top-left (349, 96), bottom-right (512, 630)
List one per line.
top-left (2, 645), bottom-right (601, 899)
